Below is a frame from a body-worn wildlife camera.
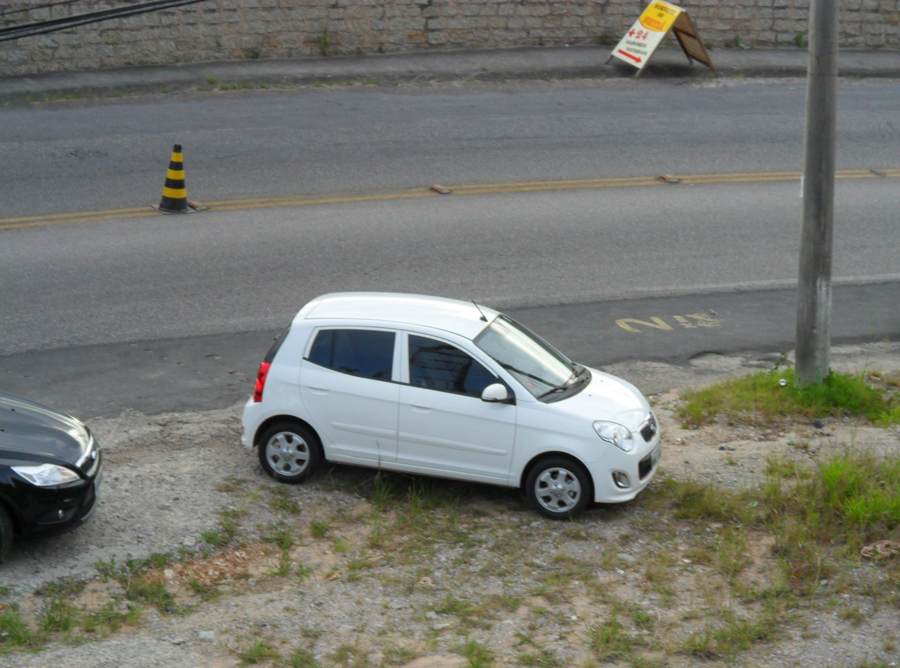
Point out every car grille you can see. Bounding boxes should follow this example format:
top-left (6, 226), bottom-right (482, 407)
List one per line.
top-left (639, 413), bottom-right (657, 442)
top-left (638, 453), bottom-right (653, 479)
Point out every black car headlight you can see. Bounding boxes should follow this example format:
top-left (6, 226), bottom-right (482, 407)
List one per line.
top-left (11, 463), bottom-right (81, 487)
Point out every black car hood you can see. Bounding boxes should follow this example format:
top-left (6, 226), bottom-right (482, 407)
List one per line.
top-left (0, 391), bottom-right (91, 466)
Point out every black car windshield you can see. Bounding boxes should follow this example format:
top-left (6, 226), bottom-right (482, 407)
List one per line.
top-left (474, 315), bottom-right (580, 400)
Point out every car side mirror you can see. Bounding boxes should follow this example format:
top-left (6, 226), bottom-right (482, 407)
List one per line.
top-left (481, 383), bottom-right (514, 404)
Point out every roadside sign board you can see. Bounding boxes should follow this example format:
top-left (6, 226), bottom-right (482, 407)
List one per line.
top-left (607, 1), bottom-right (717, 78)
top-left (671, 11), bottom-right (718, 77)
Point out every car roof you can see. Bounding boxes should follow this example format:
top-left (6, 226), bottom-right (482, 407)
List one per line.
top-left (298, 292), bottom-right (499, 340)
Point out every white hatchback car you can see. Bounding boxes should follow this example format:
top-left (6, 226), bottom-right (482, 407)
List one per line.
top-left (242, 293), bottom-right (661, 519)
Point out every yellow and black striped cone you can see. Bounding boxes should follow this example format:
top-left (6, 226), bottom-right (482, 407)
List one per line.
top-left (157, 144), bottom-right (189, 213)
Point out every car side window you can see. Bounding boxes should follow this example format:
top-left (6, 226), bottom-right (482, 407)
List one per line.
top-left (408, 335), bottom-right (497, 397)
top-left (307, 329), bottom-right (395, 381)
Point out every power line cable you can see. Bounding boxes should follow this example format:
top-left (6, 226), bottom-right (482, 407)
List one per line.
top-left (0, 0), bottom-right (210, 42)
top-left (1, 0), bottom-right (85, 18)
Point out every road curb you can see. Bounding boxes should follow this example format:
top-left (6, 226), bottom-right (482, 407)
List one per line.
top-left (2, 46), bottom-right (898, 104)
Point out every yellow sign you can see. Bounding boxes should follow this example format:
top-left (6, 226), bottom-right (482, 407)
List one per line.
top-left (609, 1), bottom-right (682, 73)
top-left (639, 1), bottom-right (681, 34)
top-left (607, 1), bottom-right (717, 78)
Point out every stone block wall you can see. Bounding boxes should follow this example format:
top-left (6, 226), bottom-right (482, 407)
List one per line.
top-left (1, 0), bottom-right (898, 77)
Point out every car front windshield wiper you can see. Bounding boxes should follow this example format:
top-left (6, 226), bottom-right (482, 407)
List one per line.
top-left (537, 385), bottom-right (569, 399)
top-left (537, 365), bottom-right (586, 399)
top-left (499, 363), bottom-right (551, 386)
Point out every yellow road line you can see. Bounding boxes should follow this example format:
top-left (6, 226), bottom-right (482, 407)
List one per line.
top-left (2, 169), bottom-right (898, 231)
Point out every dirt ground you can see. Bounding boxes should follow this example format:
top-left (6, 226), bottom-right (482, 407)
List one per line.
top-left (2, 342), bottom-right (900, 667)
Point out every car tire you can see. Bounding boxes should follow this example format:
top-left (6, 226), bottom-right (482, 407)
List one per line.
top-left (257, 421), bottom-right (323, 484)
top-left (525, 456), bottom-right (592, 520)
top-left (0, 503), bottom-right (13, 563)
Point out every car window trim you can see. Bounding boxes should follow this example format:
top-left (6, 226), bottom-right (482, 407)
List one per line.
top-left (400, 331), bottom-right (514, 400)
top-left (302, 326), bottom-right (401, 383)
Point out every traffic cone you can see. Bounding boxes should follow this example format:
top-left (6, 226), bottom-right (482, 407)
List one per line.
top-left (155, 144), bottom-right (190, 213)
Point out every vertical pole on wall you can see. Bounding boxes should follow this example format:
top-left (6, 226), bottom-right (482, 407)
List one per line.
top-left (795, 0), bottom-right (839, 387)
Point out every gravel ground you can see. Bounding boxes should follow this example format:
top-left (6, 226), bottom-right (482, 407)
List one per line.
top-left (2, 342), bottom-right (900, 667)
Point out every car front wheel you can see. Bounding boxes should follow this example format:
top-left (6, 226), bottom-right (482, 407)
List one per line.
top-left (526, 457), bottom-right (592, 520)
top-left (258, 422), bottom-right (322, 484)
top-left (0, 503), bottom-right (13, 562)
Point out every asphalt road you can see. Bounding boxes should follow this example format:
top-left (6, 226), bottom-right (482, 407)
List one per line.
top-left (2, 79), bottom-right (899, 218)
top-left (2, 79), bottom-right (899, 416)
top-left (2, 282), bottom-right (898, 419)
top-left (2, 177), bottom-right (898, 357)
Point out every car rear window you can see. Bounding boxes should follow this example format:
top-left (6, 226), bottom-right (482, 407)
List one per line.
top-left (307, 329), bottom-right (395, 381)
top-left (264, 326), bottom-right (291, 364)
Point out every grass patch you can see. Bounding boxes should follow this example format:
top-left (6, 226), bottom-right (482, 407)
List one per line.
top-left (289, 646), bottom-right (323, 667)
top-left (715, 525), bottom-right (752, 585)
top-left (269, 486), bottom-right (301, 514)
top-left (241, 639), bottom-right (281, 664)
top-left (95, 554), bottom-right (179, 613)
top-left (353, 471), bottom-right (490, 564)
top-left (434, 595), bottom-right (494, 630)
top-left (587, 612), bottom-right (645, 661)
top-left (457, 638), bottom-right (493, 667)
top-left (660, 447), bottom-right (900, 594)
top-left (82, 600), bottom-right (142, 635)
top-left (0, 604), bottom-right (42, 650)
top-left (680, 609), bottom-right (780, 661)
top-left (310, 519), bottom-right (331, 539)
top-left (187, 578), bottom-right (222, 602)
top-left (382, 644), bottom-right (417, 665)
top-left (516, 647), bottom-right (561, 667)
top-left (763, 450), bottom-right (900, 590)
top-left (330, 642), bottom-right (372, 666)
top-left (35, 576), bottom-right (85, 598)
top-left (656, 476), bottom-right (758, 526)
top-left (263, 525), bottom-right (295, 577)
top-left (202, 507), bottom-right (246, 548)
top-left (679, 368), bottom-right (900, 427)
top-left (36, 597), bottom-right (79, 632)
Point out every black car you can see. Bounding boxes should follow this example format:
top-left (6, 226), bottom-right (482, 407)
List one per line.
top-left (0, 392), bottom-right (102, 561)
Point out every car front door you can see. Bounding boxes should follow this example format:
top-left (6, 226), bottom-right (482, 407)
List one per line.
top-left (396, 333), bottom-right (516, 483)
top-left (300, 328), bottom-right (400, 463)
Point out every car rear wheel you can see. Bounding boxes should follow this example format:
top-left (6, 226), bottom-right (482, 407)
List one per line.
top-left (0, 504), bottom-right (13, 562)
top-left (526, 457), bottom-right (592, 520)
top-left (258, 422), bottom-right (322, 484)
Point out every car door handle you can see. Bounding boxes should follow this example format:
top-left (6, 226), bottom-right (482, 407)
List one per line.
top-left (308, 386), bottom-right (329, 394)
top-left (409, 402), bottom-right (431, 412)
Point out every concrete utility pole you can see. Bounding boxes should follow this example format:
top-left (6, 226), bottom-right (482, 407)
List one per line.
top-left (796, 0), bottom-right (839, 387)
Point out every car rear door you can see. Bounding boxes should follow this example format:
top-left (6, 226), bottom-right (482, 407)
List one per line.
top-left (300, 328), bottom-right (400, 463)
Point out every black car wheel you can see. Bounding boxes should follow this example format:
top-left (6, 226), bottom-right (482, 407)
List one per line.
top-left (526, 456), bottom-right (592, 520)
top-left (0, 503), bottom-right (13, 562)
top-left (258, 422), bottom-right (323, 484)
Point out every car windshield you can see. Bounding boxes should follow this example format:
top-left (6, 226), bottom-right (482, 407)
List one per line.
top-left (474, 315), bottom-right (577, 399)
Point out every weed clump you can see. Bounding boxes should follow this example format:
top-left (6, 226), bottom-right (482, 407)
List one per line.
top-left (679, 368), bottom-right (900, 428)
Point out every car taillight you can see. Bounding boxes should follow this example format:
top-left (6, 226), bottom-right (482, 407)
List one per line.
top-left (253, 362), bottom-right (271, 402)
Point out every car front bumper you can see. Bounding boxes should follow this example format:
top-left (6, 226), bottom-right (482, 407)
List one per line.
top-left (588, 433), bottom-right (661, 504)
top-left (16, 453), bottom-right (102, 536)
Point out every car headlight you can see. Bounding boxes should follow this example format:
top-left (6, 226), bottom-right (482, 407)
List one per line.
top-left (11, 463), bottom-right (81, 487)
top-left (593, 421), bottom-right (635, 452)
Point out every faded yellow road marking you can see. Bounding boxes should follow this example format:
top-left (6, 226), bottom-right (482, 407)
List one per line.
top-left (616, 317), bottom-right (674, 333)
top-left (2, 169), bottom-right (898, 231)
top-left (617, 313), bottom-right (724, 333)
